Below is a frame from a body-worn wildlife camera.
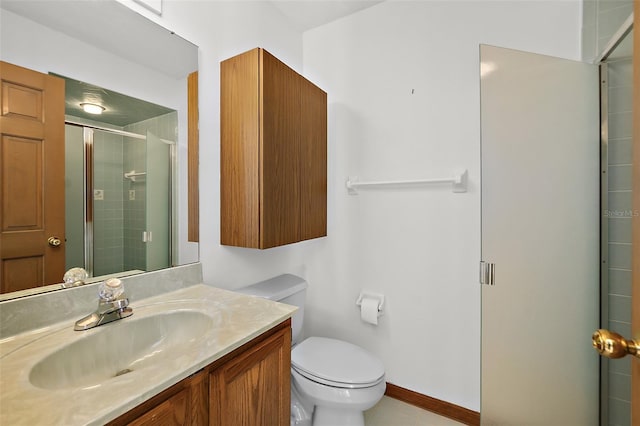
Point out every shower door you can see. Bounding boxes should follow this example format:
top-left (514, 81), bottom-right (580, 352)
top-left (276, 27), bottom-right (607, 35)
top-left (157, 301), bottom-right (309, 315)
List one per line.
top-left (121, 131), bottom-right (172, 273)
top-left (480, 45), bottom-right (600, 424)
top-left (64, 126), bottom-right (173, 277)
top-left (144, 131), bottom-right (171, 271)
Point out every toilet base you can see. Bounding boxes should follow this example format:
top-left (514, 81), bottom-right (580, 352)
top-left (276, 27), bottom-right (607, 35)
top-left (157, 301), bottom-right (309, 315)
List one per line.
top-left (291, 381), bottom-right (313, 426)
top-left (313, 407), bottom-right (365, 426)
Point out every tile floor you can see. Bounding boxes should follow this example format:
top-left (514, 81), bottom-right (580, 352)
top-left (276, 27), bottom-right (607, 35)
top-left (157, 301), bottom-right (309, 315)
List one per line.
top-left (364, 396), bottom-right (464, 426)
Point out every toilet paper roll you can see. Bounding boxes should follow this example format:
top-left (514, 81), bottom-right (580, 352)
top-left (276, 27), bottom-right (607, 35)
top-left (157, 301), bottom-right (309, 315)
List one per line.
top-left (360, 297), bottom-right (379, 325)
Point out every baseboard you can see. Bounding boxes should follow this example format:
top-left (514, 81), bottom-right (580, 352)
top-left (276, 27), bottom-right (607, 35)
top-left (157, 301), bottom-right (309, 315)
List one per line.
top-left (385, 382), bottom-right (480, 426)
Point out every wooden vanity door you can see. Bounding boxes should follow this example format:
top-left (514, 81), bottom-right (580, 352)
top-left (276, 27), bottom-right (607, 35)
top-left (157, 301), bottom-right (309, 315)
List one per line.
top-left (108, 371), bottom-right (209, 426)
top-left (0, 61), bottom-right (65, 293)
top-left (209, 322), bottom-right (291, 426)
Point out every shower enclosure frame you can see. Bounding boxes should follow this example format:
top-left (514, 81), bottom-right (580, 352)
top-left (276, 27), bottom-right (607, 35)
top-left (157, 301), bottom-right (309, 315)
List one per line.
top-left (596, 14), bottom-right (634, 425)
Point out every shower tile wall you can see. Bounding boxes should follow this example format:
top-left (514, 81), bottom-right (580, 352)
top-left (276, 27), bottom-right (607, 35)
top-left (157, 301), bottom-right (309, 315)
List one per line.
top-left (123, 112), bottom-right (177, 271)
top-left (582, 0), bottom-right (633, 61)
top-left (121, 134), bottom-right (146, 272)
top-left (583, 3), bottom-right (633, 425)
top-left (93, 130), bottom-right (125, 276)
top-left (605, 56), bottom-right (633, 426)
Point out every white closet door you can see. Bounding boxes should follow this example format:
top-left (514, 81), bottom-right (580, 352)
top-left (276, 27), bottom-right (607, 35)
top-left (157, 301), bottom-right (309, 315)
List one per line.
top-left (480, 45), bottom-right (599, 425)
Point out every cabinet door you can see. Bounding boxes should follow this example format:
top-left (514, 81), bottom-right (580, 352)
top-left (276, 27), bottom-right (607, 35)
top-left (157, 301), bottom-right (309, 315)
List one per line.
top-left (209, 325), bottom-right (291, 426)
top-left (128, 389), bottom-right (189, 426)
top-left (108, 371), bottom-right (208, 426)
top-left (299, 77), bottom-right (327, 241)
top-left (260, 50), bottom-right (301, 248)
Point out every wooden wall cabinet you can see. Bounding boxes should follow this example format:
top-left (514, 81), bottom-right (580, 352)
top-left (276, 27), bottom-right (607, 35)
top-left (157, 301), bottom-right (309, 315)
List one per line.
top-left (109, 320), bottom-right (291, 426)
top-left (221, 48), bottom-right (327, 249)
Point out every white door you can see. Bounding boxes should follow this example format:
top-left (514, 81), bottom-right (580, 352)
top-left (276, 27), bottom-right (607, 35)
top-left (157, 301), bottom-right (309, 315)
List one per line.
top-left (480, 45), bottom-right (600, 424)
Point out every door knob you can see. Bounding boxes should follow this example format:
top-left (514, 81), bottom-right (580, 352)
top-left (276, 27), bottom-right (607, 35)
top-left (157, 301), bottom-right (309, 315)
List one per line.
top-left (592, 329), bottom-right (640, 359)
top-left (47, 236), bottom-right (62, 247)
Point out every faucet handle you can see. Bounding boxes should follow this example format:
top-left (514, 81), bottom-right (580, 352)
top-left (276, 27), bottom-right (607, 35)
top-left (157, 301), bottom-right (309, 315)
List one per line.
top-left (63, 267), bottom-right (88, 288)
top-left (99, 278), bottom-right (125, 302)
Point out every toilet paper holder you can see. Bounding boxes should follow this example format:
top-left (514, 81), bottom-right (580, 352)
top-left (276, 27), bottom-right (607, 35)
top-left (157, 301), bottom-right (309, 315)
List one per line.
top-left (355, 292), bottom-right (385, 316)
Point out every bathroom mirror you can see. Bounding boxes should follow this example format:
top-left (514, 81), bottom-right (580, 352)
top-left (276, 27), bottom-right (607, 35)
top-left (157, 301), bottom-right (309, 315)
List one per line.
top-left (0, 0), bottom-right (199, 300)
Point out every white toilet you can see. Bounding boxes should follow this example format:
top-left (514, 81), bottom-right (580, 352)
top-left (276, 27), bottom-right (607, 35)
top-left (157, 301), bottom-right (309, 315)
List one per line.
top-left (236, 274), bottom-right (386, 426)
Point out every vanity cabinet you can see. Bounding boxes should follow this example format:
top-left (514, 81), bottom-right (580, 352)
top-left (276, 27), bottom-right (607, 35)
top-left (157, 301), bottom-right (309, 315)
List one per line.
top-left (220, 47), bottom-right (327, 249)
top-left (109, 319), bottom-right (291, 426)
top-left (209, 319), bottom-right (291, 425)
top-left (108, 370), bottom-right (208, 426)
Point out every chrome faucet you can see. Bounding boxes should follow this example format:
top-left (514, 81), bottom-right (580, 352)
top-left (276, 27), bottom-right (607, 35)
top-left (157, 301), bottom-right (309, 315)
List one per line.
top-left (74, 278), bottom-right (133, 331)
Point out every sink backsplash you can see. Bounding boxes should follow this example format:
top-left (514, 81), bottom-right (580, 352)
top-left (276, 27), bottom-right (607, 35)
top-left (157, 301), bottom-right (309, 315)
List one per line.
top-left (0, 263), bottom-right (203, 339)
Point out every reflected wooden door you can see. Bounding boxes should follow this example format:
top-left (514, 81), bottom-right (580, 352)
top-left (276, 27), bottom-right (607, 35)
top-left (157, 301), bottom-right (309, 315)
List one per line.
top-left (0, 61), bottom-right (65, 293)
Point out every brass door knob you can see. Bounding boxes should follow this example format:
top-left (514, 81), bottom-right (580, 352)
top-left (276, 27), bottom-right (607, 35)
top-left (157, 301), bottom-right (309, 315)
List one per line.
top-left (592, 329), bottom-right (640, 359)
top-left (47, 236), bottom-right (62, 247)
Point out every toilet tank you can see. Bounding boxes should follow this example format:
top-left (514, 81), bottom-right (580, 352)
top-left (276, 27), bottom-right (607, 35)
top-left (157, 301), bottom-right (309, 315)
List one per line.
top-left (235, 274), bottom-right (307, 345)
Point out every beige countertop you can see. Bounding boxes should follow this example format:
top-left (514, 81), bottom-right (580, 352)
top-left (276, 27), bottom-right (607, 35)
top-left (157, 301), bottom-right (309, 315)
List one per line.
top-left (0, 284), bottom-right (296, 425)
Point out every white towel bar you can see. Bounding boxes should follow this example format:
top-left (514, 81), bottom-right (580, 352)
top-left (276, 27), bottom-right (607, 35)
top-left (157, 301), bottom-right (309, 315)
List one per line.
top-left (346, 169), bottom-right (467, 194)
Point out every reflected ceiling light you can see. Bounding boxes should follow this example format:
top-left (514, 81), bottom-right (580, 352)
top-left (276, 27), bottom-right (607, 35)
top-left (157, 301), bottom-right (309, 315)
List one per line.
top-left (80, 102), bottom-right (105, 115)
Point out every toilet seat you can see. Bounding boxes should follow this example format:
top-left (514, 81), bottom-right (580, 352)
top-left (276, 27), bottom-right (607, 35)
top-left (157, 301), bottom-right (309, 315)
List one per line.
top-left (291, 337), bottom-right (385, 389)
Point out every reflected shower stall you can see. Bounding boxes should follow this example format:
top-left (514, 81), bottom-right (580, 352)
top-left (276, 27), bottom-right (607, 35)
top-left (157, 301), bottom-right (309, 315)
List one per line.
top-left (64, 118), bottom-right (175, 278)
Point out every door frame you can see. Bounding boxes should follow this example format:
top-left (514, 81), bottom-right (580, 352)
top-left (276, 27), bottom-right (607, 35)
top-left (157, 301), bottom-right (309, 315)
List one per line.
top-left (597, 14), bottom-right (636, 422)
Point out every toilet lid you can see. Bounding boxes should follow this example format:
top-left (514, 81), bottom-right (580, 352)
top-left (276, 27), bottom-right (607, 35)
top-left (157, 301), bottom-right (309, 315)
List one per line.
top-left (291, 337), bottom-right (385, 386)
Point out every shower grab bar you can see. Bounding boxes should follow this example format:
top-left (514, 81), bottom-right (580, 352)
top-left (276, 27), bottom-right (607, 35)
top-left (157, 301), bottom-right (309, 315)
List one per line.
top-left (346, 169), bottom-right (467, 194)
top-left (124, 170), bottom-right (146, 182)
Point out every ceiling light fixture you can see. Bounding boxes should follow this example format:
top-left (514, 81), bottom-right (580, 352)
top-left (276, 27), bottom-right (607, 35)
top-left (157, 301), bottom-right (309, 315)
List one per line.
top-left (80, 102), bottom-right (105, 115)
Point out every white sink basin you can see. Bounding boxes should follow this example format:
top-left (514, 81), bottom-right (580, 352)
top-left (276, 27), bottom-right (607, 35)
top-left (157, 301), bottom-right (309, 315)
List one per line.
top-left (29, 310), bottom-right (214, 390)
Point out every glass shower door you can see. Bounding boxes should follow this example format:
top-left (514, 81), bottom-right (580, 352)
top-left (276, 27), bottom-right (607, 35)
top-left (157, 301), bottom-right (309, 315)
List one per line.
top-left (63, 121), bottom-right (175, 278)
top-left (144, 131), bottom-right (171, 271)
top-left (64, 124), bottom-right (85, 271)
top-left (120, 130), bottom-right (172, 273)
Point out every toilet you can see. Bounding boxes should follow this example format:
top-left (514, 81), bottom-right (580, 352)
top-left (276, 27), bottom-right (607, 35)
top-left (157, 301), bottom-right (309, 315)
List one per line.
top-left (236, 274), bottom-right (386, 426)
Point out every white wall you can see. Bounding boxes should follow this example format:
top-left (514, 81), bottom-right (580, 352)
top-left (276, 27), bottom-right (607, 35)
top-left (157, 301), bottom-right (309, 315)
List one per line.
top-left (17, 0), bottom-right (584, 412)
top-left (125, 0), bottom-right (324, 288)
top-left (0, 11), bottom-right (183, 109)
top-left (302, 0), bottom-right (583, 410)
